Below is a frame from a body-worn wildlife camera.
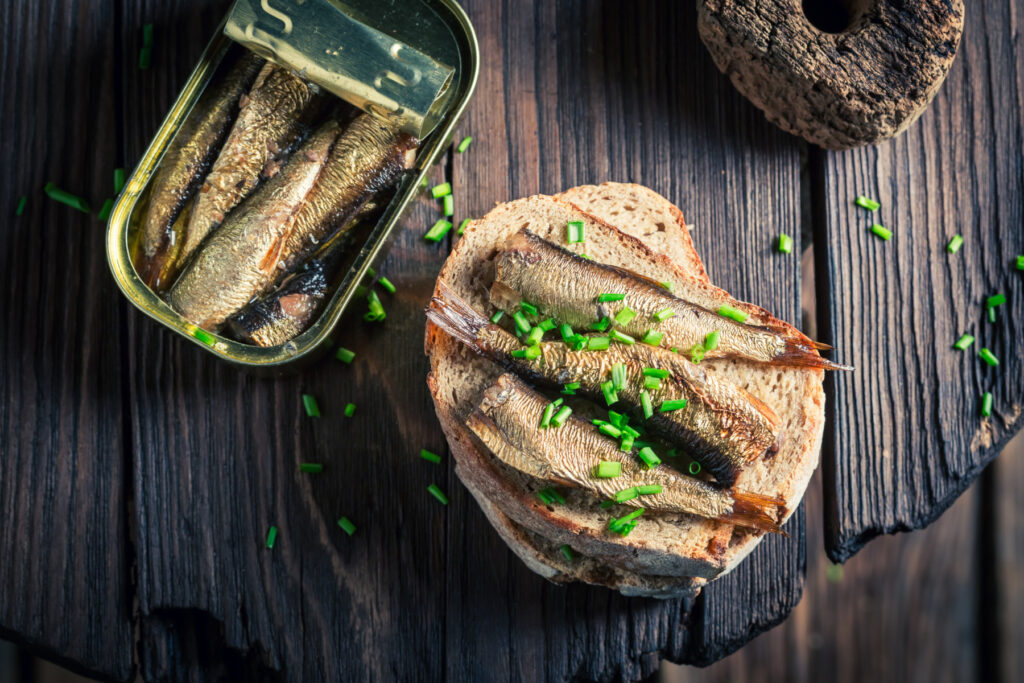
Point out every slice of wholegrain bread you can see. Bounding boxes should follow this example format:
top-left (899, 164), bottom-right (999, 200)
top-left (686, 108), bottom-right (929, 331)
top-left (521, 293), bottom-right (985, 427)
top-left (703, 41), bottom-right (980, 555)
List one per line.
top-left (425, 185), bottom-right (825, 590)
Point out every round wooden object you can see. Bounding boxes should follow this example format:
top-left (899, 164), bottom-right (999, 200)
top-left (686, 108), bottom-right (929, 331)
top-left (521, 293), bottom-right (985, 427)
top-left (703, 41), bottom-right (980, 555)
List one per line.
top-left (697, 0), bottom-right (964, 149)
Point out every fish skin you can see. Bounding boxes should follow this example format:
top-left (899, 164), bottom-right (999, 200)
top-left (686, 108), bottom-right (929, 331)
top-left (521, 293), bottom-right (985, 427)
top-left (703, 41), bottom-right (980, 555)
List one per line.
top-left (136, 52), bottom-right (265, 290)
top-left (491, 229), bottom-right (849, 370)
top-left (166, 121), bottom-right (341, 330)
top-left (179, 62), bottom-right (328, 268)
top-left (467, 373), bottom-right (786, 533)
top-left (427, 283), bottom-right (780, 487)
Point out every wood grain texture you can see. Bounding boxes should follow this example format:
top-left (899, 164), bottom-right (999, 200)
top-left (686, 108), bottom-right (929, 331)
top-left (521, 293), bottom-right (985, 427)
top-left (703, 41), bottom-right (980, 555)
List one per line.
top-left (0, 2), bottom-right (134, 681)
top-left (817, 0), bottom-right (1024, 562)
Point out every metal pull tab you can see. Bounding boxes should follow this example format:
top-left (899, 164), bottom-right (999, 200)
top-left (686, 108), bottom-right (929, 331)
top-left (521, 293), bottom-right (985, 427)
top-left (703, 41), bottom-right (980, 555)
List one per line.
top-left (225, 0), bottom-right (454, 137)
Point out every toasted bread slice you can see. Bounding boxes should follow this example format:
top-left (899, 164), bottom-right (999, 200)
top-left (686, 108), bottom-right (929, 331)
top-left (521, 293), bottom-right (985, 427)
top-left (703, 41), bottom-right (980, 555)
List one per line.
top-left (425, 184), bottom-right (824, 590)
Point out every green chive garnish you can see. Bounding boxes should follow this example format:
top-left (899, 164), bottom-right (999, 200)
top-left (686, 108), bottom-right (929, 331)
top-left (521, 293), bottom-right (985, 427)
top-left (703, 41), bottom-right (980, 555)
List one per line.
top-left (598, 293), bottom-right (625, 302)
top-left (601, 380), bottom-right (618, 406)
top-left (594, 461), bottom-right (621, 478)
top-left (978, 348), bottom-right (999, 366)
top-left (718, 305), bottom-right (748, 322)
top-left (871, 224), bottom-right (892, 240)
top-left (302, 394), bottom-right (320, 417)
top-left (526, 326), bottom-right (544, 346)
top-left (424, 218), bottom-right (453, 242)
top-left (690, 344), bottom-right (705, 363)
top-left (642, 368), bottom-right (669, 378)
top-left (15, 195), bottom-right (27, 216)
top-left (114, 168), bottom-right (126, 194)
top-left (550, 405), bottom-right (573, 427)
top-left (97, 198), bottom-right (114, 221)
top-left (364, 290), bottom-right (386, 321)
top-left (43, 182), bottom-right (89, 213)
top-left (618, 433), bottom-right (634, 452)
top-left (490, 310), bottom-right (504, 324)
top-left (378, 276), bottom-right (396, 294)
top-left (299, 463), bottom-right (323, 473)
top-left (562, 382), bottom-right (580, 395)
top-left (640, 390), bottom-right (654, 419)
top-left (640, 330), bottom-right (664, 346)
top-left (511, 346), bottom-right (541, 360)
top-left (643, 376), bottom-right (661, 391)
top-left (1017, 255), bottom-right (1024, 270)
top-left (336, 346), bottom-right (356, 363)
top-left (420, 449), bottom-right (442, 463)
top-left (637, 447), bottom-right (661, 468)
top-left (614, 487), bottom-right (638, 503)
top-left (953, 334), bottom-right (974, 351)
top-left (567, 220), bottom-right (585, 243)
top-left (456, 136), bottom-right (473, 153)
top-left (660, 281), bottom-right (674, 291)
top-left (980, 391), bottom-right (994, 417)
top-left (265, 525), bottom-right (278, 548)
top-left (613, 307), bottom-right (636, 326)
top-left (987, 293), bottom-right (1007, 308)
top-left (606, 411), bottom-right (625, 427)
top-left (337, 517), bottom-right (356, 536)
top-left (637, 484), bottom-right (662, 496)
top-left (540, 402), bottom-right (556, 428)
top-left (431, 182), bottom-right (452, 198)
top-left (442, 194), bottom-right (454, 217)
top-left (139, 45), bottom-right (152, 69)
top-left (588, 336), bottom-right (610, 351)
top-left (947, 234), bottom-right (963, 253)
top-left (855, 195), bottom-right (880, 211)
top-left (344, 403), bottom-right (356, 417)
top-left (579, 253), bottom-right (593, 260)
top-left (609, 330), bottom-right (635, 345)
top-left (989, 307), bottom-right (997, 323)
top-left (559, 323), bottom-right (575, 341)
top-left (598, 423), bottom-right (623, 439)
top-left (559, 544), bottom-right (574, 562)
top-left (652, 308), bottom-right (674, 322)
top-left (538, 318), bottom-right (556, 332)
top-left (520, 301), bottom-right (538, 316)
top-left (512, 311), bottom-right (532, 334)
top-left (659, 399), bottom-right (687, 412)
top-left (427, 484), bottom-right (449, 505)
top-left (191, 327), bottom-right (217, 347)
top-left (590, 316), bottom-right (611, 331)
top-left (569, 334), bottom-right (587, 350)
top-left (457, 218), bottom-right (470, 235)
top-left (688, 461), bottom-right (701, 476)
top-left (608, 508), bottom-right (644, 536)
top-left (142, 22), bottom-right (154, 46)
top-left (611, 363), bottom-right (627, 391)
top-left (704, 331), bottom-right (721, 350)
top-left (538, 488), bottom-right (565, 505)
top-left (778, 233), bottom-right (793, 254)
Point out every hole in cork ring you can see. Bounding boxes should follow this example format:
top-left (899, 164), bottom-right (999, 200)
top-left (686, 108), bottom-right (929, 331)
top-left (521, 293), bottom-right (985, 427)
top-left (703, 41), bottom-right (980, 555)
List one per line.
top-left (800, 0), bottom-right (872, 34)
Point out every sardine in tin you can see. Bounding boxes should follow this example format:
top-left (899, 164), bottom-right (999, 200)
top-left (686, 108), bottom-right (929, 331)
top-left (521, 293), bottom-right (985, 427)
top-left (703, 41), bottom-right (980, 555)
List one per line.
top-left (105, 0), bottom-right (478, 370)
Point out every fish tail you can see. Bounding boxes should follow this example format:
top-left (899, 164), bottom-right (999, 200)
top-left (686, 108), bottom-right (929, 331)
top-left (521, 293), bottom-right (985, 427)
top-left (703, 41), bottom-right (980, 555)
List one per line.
top-left (722, 491), bottom-right (788, 535)
top-left (775, 338), bottom-right (853, 371)
top-left (427, 282), bottom-right (493, 351)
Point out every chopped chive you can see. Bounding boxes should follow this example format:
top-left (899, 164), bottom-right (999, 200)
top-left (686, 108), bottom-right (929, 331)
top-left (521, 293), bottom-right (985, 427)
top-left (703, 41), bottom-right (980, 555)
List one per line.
top-left (609, 330), bottom-right (635, 345)
top-left (335, 346), bottom-right (356, 363)
top-left (15, 195), bottom-right (27, 216)
top-left (138, 44), bottom-right (152, 69)
top-left (704, 330), bottom-right (721, 351)
top-left (544, 487), bottom-right (565, 504)
top-left (717, 305), bottom-right (748, 323)
top-left (986, 293), bottom-right (1007, 308)
top-left (1017, 255), bottom-right (1024, 270)
top-left (611, 363), bottom-right (627, 391)
top-left (652, 308), bottom-right (675, 322)
top-left (567, 220), bottom-right (585, 243)
top-left (688, 461), bottom-right (701, 476)
top-left (550, 405), bottom-right (573, 427)
top-left (337, 517), bottom-right (356, 536)
top-left (590, 316), bottom-right (611, 332)
top-left (354, 285), bottom-right (368, 298)
top-left (640, 390), bottom-right (654, 419)
top-left (690, 344), bottom-right (705, 363)
top-left (538, 318), bottom-right (556, 332)
top-left (364, 290), bottom-right (386, 321)
top-left (265, 525), bottom-right (278, 549)
top-left (559, 323), bottom-right (575, 341)
top-left (520, 300), bottom-right (539, 316)
top-left (609, 508), bottom-right (644, 534)
top-left (559, 544), bottom-right (574, 562)
top-left (457, 218), bottom-right (471, 235)
top-left (442, 194), bottom-right (454, 217)
top-left (598, 423), bottom-right (623, 439)
top-left (299, 463), bottom-right (323, 473)
top-left (989, 307), bottom-right (997, 323)
top-left (512, 311), bottom-right (532, 334)
top-left (431, 182), bottom-right (452, 198)
top-left (579, 253), bottom-right (593, 260)
top-left (97, 198), bottom-right (114, 221)
top-left (614, 487), bottom-right (638, 503)
top-left (366, 267), bottom-right (377, 278)
top-left (619, 433), bottom-right (634, 452)
top-left (613, 307), bottom-right (636, 326)
top-left (344, 402), bottom-right (356, 417)
top-left (302, 394), bottom-right (321, 417)
top-left (540, 402), bottom-right (556, 428)
top-left (666, 448), bottom-right (680, 458)
top-left (637, 447), bottom-right (661, 469)
top-left (622, 422), bottom-right (642, 437)
top-left (420, 449), bottom-right (442, 464)
top-left (456, 136), bottom-right (473, 153)
top-left (855, 195), bottom-right (880, 211)
top-left (569, 334), bottom-right (588, 350)
top-left (659, 399), bottom-right (688, 412)
top-left (378, 276), bottom-right (396, 294)
top-left (490, 310), bottom-right (504, 324)
top-left (778, 233), bottom-right (793, 254)
top-left (981, 392), bottom-right (993, 417)
top-left (588, 336), bottom-right (610, 351)
top-left (420, 176), bottom-right (428, 189)
top-left (660, 281), bottom-right (674, 291)
top-left (427, 484), bottom-right (449, 505)
top-left (191, 327), bottom-right (217, 347)
top-left (43, 182), bottom-right (90, 213)
top-left (142, 23), bottom-right (154, 46)
top-left (536, 488), bottom-right (555, 505)
top-left (598, 293), bottom-right (625, 302)
top-left (637, 484), bottom-right (663, 496)
top-left (640, 330), bottom-right (664, 346)
top-left (607, 411), bottom-right (627, 427)
top-left (114, 168), bottom-right (126, 194)
top-left (511, 346), bottom-right (541, 360)
top-left (642, 368), bottom-right (669, 378)
top-left (424, 218), bottom-right (453, 242)
top-left (870, 224), bottom-right (892, 240)
top-left (978, 348), bottom-right (999, 366)
top-left (947, 234), bottom-right (963, 253)
top-left (601, 380), bottom-right (618, 406)
top-left (525, 326), bottom-right (544, 346)
top-left (562, 382), bottom-right (580, 395)
top-left (953, 334), bottom-right (974, 351)
top-left (594, 461), bottom-right (621, 478)
top-left (643, 376), bottom-right (661, 391)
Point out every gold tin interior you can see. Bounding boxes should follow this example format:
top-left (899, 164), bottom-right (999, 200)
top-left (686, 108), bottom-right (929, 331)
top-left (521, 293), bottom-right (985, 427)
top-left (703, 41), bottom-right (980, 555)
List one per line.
top-left (106, 0), bottom-right (478, 371)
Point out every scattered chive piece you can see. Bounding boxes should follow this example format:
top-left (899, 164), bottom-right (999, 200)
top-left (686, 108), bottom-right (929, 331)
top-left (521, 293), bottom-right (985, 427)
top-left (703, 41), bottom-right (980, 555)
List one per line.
top-left (778, 233), bottom-right (793, 254)
top-left (598, 423), bottom-right (623, 439)
top-left (550, 405), bottom-right (573, 427)
top-left (641, 330), bottom-right (664, 346)
top-left (619, 433), bottom-right (635, 452)
top-left (953, 334), bottom-right (975, 351)
top-left (191, 327), bottom-right (217, 347)
top-left (594, 461), bottom-right (622, 478)
top-left (637, 447), bottom-right (661, 468)
top-left (364, 290), bottom-right (386, 321)
top-left (609, 508), bottom-right (644, 535)
top-left (643, 376), bottom-right (661, 391)
top-left (344, 402), bottom-right (356, 417)
top-left (520, 300), bottom-right (539, 316)
top-left (688, 461), bottom-right (701, 476)
top-left (613, 307), bottom-right (636, 326)
top-left (690, 344), bottom-right (706, 363)
top-left (43, 182), bottom-right (90, 213)
top-left (659, 399), bottom-right (687, 412)
top-left (97, 198), bottom-right (114, 221)
top-left (588, 336), bottom-right (610, 351)
top-left (378, 276), bottom-right (396, 294)
top-left (981, 391), bottom-right (993, 417)
top-left (265, 525), bottom-right (277, 549)
top-left (717, 305), bottom-right (748, 323)
top-left (138, 45), bottom-right (152, 69)
top-left (540, 402), bottom-right (556, 428)
top-left (424, 218), bottom-right (453, 242)
top-left (567, 220), bottom-right (585, 243)
top-left (637, 484), bottom-right (663, 496)
top-left (442, 194), bottom-right (454, 217)
top-left (607, 411), bottom-right (626, 427)
top-left (366, 267), bottom-right (377, 278)
top-left (642, 368), bottom-right (669, 378)
top-left (538, 318), bottom-right (556, 332)
top-left (1017, 255), bottom-right (1024, 270)
top-left (15, 195), bottom-right (27, 216)
top-left (978, 348), bottom-right (999, 366)
top-left (562, 382), bottom-right (580, 395)
top-left (456, 136), bottom-right (473, 153)
top-left (989, 307), bottom-right (997, 323)
top-left (431, 182), bottom-right (452, 198)
top-left (511, 346), bottom-right (541, 360)
top-left (354, 285), bottom-right (368, 298)
top-left (427, 484), bottom-right (449, 505)
top-left (560, 323), bottom-right (575, 341)
top-left (601, 380), bottom-right (619, 406)
top-left (660, 281), bottom-right (674, 291)
top-left (538, 488), bottom-right (565, 505)
top-left (299, 463), bottom-right (323, 473)
top-left (490, 310), bottom-right (504, 324)
top-left (590, 316), bottom-right (611, 332)
top-left (704, 331), bottom-right (721, 351)
top-left (600, 500), bottom-right (616, 511)
top-left (526, 326), bottom-right (544, 346)
top-left (336, 346), bottom-right (356, 363)
top-left (420, 449), bottom-right (442, 464)
top-left (614, 487), bottom-right (639, 503)
top-left (652, 308), bottom-right (675, 322)
top-left (559, 544), bottom-right (574, 562)
top-left (569, 334), bottom-right (587, 350)
top-left (640, 390), bottom-right (654, 419)
top-left (870, 224), bottom-right (892, 241)
top-left (420, 176), bottom-right (428, 189)
top-left (337, 517), bottom-right (356, 536)
top-left (598, 293), bottom-right (625, 302)
top-left (609, 330), bottom-right (635, 345)
top-left (114, 168), bottom-right (126, 194)
top-left (512, 311), bottom-right (532, 334)
top-left (621, 423), bottom-right (641, 437)
top-left (947, 234), bottom-right (963, 253)
top-left (855, 195), bottom-right (880, 211)
top-left (611, 363), bottom-right (627, 391)
top-left (457, 218), bottom-right (471, 235)
top-left (579, 253), bottom-right (593, 260)
top-left (302, 394), bottom-right (321, 417)
top-left (142, 22), bottom-right (154, 46)
top-left (986, 293), bottom-right (1007, 308)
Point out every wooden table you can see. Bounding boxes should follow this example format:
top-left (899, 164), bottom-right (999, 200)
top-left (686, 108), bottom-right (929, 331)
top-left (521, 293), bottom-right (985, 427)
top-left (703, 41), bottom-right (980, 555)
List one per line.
top-left (1, 1), bottom-right (1021, 681)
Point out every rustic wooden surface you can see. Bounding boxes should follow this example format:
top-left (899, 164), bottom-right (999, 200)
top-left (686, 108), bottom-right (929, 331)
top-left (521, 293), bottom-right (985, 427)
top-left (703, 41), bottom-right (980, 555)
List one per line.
top-left (0, 0), bottom-right (1021, 681)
